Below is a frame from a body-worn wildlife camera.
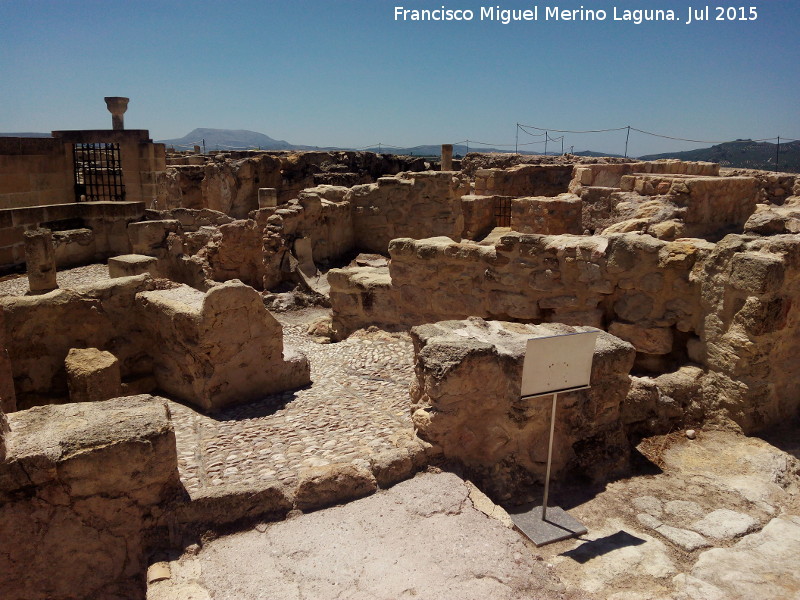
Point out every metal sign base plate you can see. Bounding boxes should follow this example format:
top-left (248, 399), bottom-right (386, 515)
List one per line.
top-left (511, 506), bottom-right (588, 547)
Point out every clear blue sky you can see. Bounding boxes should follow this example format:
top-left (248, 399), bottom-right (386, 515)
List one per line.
top-left (1, 0), bottom-right (798, 156)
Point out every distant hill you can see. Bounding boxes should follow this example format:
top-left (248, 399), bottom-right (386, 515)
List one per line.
top-left (157, 128), bottom-right (301, 151)
top-left (0, 132), bottom-right (51, 137)
top-left (640, 139), bottom-right (800, 173)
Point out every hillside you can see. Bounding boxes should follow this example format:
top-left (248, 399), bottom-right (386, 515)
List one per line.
top-left (641, 139), bottom-right (800, 173)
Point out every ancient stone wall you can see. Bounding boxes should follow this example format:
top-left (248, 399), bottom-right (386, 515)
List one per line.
top-left (0, 201), bottom-right (145, 272)
top-left (474, 164), bottom-right (574, 197)
top-left (410, 319), bottom-right (636, 498)
top-left (162, 151), bottom-right (428, 217)
top-left (137, 280), bottom-right (310, 411)
top-left (0, 396), bottom-right (181, 600)
top-left (347, 172), bottom-right (470, 253)
top-left (569, 160), bottom-right (720, 193)
top-left (0, 275), bottom-right (310, 411)
top-left (0, 275), bottom-right (157, 408)
top-left (329, 230), bottom-right (800, 432)
top-left (0, 137), bottom-right (73, 210)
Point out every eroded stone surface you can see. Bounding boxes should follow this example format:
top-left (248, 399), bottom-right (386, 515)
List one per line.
top-left (150, 473), bottom-right (570, 600)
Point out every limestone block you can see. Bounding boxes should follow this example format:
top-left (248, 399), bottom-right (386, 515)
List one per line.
top-left (728, 252), bottom-right (784, 294)
top-left (609, 322), bottom-right (674, 355)
top-left (409, 318), bottom-right (635, 498)
top-left (65, 347), bottom-right (122, 403)
top-left (258, 187), bottom-right (278, 209)
top-left (127, 219), bottom-right (180, 255)
top-left (510, 194), bottom-right (582, 235)
top-left (137, 280), bottom-right (310, 411)
top-left (0, 396), bottom-right (180, 599)
top-left (294, 463), bottom-right (378, 511)
top-left (108, 253), bottom-right (159, 278)
top-left (23, 228), bottom-right (57, 293)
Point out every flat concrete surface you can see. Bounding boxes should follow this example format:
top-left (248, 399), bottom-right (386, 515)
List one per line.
top-left (148, 472), bottom-right (573, 600)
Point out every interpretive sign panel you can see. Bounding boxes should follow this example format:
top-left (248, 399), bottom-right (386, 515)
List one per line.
top-left (520, 330), bottom-right (599, 399)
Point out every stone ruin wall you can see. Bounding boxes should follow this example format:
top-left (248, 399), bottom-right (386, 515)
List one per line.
top-left (0, 274), bottom-right (309, 412)
top-left (162, 150), bottom-right (429, 218)
top-left (0, 396), bottom-right (181, 600)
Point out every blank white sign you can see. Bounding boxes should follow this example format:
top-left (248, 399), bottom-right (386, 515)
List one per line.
top-left (521, 331), bottom-right (599, 398)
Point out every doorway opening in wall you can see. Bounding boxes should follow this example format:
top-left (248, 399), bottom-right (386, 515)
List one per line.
top-left (72, 142), bottom-right (125, 202)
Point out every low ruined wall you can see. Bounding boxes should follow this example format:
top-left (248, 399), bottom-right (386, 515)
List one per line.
top-left (570, 160), bottom-right (720, 193)
top-left (0, 201), bottom-right (145, 272)
top-left (0, 137), bottom-right (73, 210)
top-left (330, 231), bottom-right (800, 433)
top-left (410, 319), bottom-right (636, 498)
top-left (137, 280), bottom-right (310, 411)
top-left (348, 171), bottom-right (470, 253)
top-left (510, 194), bottom-right (583, 235)
top-left (0, 396), bottom-right (181, 600)
top-left (0, 274), bottom-right (158, 408)
top-left (162, 151), bottom-right (429, 217)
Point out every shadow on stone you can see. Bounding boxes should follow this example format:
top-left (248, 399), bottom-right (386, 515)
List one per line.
top-left (559, 530), bottom-right (646, 564)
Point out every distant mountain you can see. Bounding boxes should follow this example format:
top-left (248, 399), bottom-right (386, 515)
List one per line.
top-left (0, 132), bottom-right (51, 137)
top-left (640, 139), bottom-right (800, 173)
top-left (158, 128), bottom-right (296, 151)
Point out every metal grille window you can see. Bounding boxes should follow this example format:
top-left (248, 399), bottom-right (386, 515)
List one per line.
top-left (494, 197), bottom-right (512, 227)
top-left (73, 143), bottom-right (125, 202)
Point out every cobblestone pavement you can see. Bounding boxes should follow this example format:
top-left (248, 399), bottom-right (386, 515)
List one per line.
top-left (169, 315), bottom-right (420, 496)
top-left (0, 263), bottom-right (109, 296)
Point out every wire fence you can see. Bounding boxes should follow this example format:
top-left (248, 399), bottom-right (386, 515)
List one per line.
top-left (164, 124), bottom-right (800, 171)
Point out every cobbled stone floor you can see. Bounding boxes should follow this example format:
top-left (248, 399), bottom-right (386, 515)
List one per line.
top-left (169, 318), bottom-right (419, 495)
top-left (0, 265), bottom-right (421, 497)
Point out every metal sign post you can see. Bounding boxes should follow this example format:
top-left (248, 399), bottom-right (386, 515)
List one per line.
top-left (509, 330), bottom-right (599, 547)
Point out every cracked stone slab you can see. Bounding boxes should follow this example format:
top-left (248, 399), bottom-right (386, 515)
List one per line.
top-left (675, 515), bottom-right (800, 599)
top-left (654, 524), bottom-right (710, 551)
top-left (689, 509), bottom-right (759, 541)
top-left (166, 472), bottom-right (568, 600)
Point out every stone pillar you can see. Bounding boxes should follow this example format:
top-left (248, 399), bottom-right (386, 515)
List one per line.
top-left (441, 144), bottom-right (454, 171)
top-left (258, 187), bottom-right (278, 209)
top-left (104, 96), bottom-right (129, 131)
top-left (24, 228), bottom-right (57, 293)
top-left (65, 348), bottom-right (123, 403)
top-left (193, 145), bottom-right (201, 154)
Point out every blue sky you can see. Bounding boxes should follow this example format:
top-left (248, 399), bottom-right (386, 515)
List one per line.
top-left (1, 0), bottom-right (798, 155)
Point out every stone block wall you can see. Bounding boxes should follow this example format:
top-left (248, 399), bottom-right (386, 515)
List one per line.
top-left (0, 396), bottom-right (181, 600)
top-left (0, 275), bottom-right (157, 408)
top-left (137, 280), bottom-right (310, 411)
top-left (348, 171), bottom-right (470, 253)
top-left (570, 160), bottom-right (720, 193)
top-left (0, 200), bottom-right (145, 272)
top-left (0, 275), bottom-right (310, 412)
top-left (330, 230), bottom-right (800, 432)
top-left (409, 319), bottom-right (636, 498)
top-left (474, 164), bottom-right (573, 197)
top-left (510, 194), bottom-right (583, 235)
top-left (0, 137), bottom-right (72, 210)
